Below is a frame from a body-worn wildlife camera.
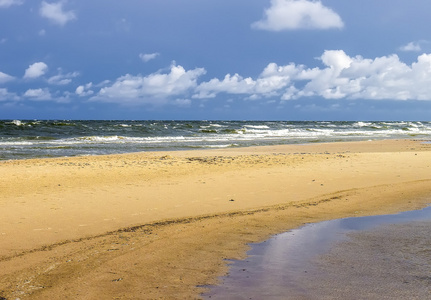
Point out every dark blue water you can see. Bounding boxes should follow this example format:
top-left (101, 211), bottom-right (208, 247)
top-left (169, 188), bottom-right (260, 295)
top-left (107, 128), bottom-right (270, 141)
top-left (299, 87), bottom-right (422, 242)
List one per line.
top-left (1, 120), bottom-right (431, 160)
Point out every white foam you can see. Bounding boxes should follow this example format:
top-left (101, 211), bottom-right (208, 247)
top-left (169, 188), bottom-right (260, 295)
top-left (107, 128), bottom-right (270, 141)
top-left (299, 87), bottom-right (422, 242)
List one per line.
top-left (243, 125), bottom-right (270, 129)
top-left (0, 141), bottom-right (33, 146)
top-left (353, 121), bottom-right (372, 127)
top-left (11, 120), bottom-right (23, 126)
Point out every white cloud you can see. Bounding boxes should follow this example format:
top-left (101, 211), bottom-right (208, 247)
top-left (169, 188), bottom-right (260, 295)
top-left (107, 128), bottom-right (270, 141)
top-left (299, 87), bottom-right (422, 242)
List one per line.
top-left (23, 88), bottom-right (52, 101)
top-left (194, 63), bottom-right (300, 99)
top-left (139, 52), bottom-right (160, 62)
top-left (40, 1), bottom-right (76, 26)
top-left (399, 41), bottom-right (422, 52)
top-left (0, 88), bottom-right (19, 101)
top-left (92, 64), bottom-right (206, 104)
top-left (75, 86), bottom-right (84, 94)
top-left (194, 74), bottom-right (257, 99)
top-left (173, 98), bottom-right (192, 107)
top-left (24, 62), bottom-right (48, 79)
top-left (252, 0), bottom-right (344, 31)
top-left (75, 82), bottom-right (94, 96)
top-left (96, 80), bottom-right (111, 87)
top-left (298, 51), bottom-right (420, 100)
top-left (0, 0), bottom-right (22, 8)
top-left (0, 71), bottom-right (14, 83)
top-left (48, 70), bottom-right (79, 85)
top-left (195, 50), bottom-right (431, 101)
top-left (320, 50), bottom-right (353, 71)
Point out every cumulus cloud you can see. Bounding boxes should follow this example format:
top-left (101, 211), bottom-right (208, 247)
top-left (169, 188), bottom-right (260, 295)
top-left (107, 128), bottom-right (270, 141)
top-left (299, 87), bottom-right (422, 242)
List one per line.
top-left (75, 82), bottom-right (94, 96)
top-left (399, 41), bottom-right (422, 52)
top-left (84, 51), bottom-right (431, 105)
top-left (297, 51), bottom-right (431, 100)
top-left (40, 1), bottom-right (76, 26)
top-left (0, 0), bottom-right (22, 8)
top-left (23, 88), bottom-right (52, 100)
top-left (252, 0), bottom-right (344, 31)
top-left (0, 71), bottom-right (14, 83)
top-left (194, 62), bottom-right (309, 99)
top-left (23, 62), bottom-right (48, 79)
top-left (195, 50), bottom-right (431, 101)
top-left (0, 88), bottom-right (19, 101)
top-left (139, 52), bottom-right (160, 62)
top-left (48, 70), bottom-right (79, 85)
top-left (92, 64), bottom-right (206, 104)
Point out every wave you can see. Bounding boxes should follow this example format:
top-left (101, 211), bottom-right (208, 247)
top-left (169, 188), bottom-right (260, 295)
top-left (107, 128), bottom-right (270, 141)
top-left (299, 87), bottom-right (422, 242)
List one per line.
top-left (1, 120), bottom-right (431, 160)
top-left (243, 125), bottom-right (270, 129)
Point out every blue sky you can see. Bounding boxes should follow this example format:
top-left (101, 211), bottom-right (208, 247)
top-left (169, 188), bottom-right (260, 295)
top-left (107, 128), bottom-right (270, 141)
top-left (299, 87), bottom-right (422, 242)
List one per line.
top-left (1, 0), bottom-right (431, 120)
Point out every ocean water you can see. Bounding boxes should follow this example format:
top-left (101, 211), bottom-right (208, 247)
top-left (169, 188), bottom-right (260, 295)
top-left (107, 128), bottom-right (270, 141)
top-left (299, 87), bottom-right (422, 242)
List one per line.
top-left (1, 120), bottom-right (431, 160)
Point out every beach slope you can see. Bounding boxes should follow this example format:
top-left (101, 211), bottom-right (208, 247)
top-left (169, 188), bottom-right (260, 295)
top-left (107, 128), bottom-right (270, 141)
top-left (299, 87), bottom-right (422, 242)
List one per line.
top-left (1, 140), bottom-right (431, 299)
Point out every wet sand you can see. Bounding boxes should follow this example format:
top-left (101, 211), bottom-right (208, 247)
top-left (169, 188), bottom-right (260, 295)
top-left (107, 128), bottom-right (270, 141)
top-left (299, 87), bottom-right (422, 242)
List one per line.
top-left (307, 220), bottom-right (431, 299)
top-left (203, 208), bottom-right (431, 299)
top-left (1, 139), bottom-right (431, 299)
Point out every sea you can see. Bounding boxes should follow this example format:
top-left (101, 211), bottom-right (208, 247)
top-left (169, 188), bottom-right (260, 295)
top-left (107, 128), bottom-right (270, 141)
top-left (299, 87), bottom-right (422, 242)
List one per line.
top-left (1, 120), bottom-right (431, 160)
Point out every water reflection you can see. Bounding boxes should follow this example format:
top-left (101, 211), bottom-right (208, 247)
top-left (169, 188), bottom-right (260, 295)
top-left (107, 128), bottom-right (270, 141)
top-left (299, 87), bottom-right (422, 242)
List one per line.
top-left (203, 206), bottom-right (431, 299)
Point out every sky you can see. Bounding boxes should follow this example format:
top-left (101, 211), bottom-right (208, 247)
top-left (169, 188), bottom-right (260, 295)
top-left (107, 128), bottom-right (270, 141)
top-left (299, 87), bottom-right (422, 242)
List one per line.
top-left (1, 0), bottom-right (431, 120)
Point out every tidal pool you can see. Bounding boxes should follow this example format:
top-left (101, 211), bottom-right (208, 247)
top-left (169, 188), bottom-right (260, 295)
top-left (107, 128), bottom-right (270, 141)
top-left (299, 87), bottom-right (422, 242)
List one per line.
top-left (202, 206), bottom-right (431, 299)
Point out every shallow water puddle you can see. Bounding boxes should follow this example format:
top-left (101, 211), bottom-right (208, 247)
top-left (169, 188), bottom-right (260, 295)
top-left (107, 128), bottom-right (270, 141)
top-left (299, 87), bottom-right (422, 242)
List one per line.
top-left (202, 206), bottom-right (431, 299)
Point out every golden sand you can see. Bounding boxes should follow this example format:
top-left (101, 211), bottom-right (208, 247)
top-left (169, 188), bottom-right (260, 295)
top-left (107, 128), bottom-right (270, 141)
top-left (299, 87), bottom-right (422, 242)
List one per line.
top-left (1, 139), bottom-right (431, 299)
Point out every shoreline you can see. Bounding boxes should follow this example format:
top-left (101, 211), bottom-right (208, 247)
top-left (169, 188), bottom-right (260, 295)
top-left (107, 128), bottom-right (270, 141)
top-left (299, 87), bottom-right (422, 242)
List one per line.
top-left (1, 136), bottom-right (430, 163)
top-left (1, 139), bottom-right (431, 299)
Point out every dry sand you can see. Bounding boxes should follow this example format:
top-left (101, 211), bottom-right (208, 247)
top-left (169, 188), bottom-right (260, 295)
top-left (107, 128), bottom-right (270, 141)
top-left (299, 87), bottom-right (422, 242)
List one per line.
top-left (1, 139), bottom-right (431, 299)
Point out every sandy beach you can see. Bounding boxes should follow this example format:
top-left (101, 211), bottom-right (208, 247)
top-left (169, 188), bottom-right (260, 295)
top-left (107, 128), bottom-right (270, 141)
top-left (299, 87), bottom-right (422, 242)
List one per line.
top-left (1, 139), bottom-right (431, 299)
